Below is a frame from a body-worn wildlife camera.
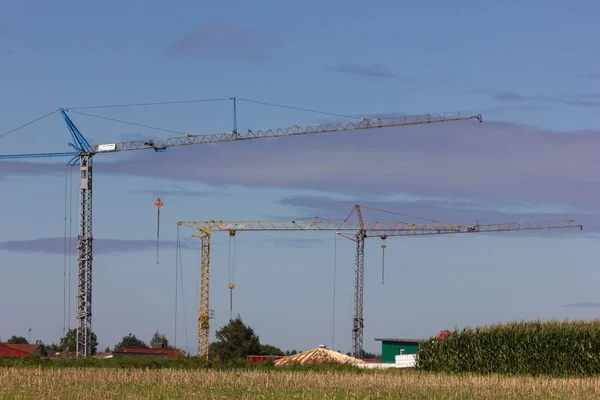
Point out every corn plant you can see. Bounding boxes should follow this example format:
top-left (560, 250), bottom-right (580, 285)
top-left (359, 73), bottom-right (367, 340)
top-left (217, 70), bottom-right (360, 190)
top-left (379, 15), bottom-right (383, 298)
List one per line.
top-left (415, 319), bottom-right (600, 376)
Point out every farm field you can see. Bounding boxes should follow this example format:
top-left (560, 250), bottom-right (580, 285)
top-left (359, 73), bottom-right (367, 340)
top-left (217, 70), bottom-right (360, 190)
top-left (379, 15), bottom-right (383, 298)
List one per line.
top-left (2, 367), bottom-right (600, 399)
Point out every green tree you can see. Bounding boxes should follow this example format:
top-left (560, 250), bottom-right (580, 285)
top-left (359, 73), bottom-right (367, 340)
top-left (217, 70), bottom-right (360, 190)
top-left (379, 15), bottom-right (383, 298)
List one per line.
top-left (42, 342), bottom-right (61, 357)
top-left (115, 333), bottom-right (149, 350)
top-left (150, 330), bottom-right (171, 349)
top-left (259, 344), bottom-right (284, 356)
top-left (7, 336), bottom-right (28, 344)
top-left (59, 329), bottom-right (99, 355)
top-left (345, 349), bottom-right (380, 359)
top-left (46, 343), bottom-right (61, 352)
top-left (358, 350), bottom-right (380, 359)
top-left (208, 315), bottom-right (261, 362)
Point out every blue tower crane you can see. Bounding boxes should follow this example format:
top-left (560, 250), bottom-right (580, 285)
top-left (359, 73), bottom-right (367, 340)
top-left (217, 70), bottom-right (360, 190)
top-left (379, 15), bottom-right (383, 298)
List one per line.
top-left (0, 98), bottom-right (483, 358)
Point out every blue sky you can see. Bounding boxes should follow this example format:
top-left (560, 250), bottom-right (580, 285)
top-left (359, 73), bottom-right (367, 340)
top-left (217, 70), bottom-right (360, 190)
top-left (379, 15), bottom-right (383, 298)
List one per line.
top-left (1, 0), bottom-right (600, 355)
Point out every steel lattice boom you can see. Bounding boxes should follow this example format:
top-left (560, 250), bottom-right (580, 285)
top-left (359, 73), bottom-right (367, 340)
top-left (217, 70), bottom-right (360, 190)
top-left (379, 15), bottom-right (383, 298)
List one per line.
top-left (0, 100), bottom-right (483, 358)
top-left (178, 208), bottom-right (582, 359)
top-left (89, 112), bottom-right (482, 154)
top-left (180, 218), bottom-right (581, 237)
top-left (179, 218), bottom-right (462, 233)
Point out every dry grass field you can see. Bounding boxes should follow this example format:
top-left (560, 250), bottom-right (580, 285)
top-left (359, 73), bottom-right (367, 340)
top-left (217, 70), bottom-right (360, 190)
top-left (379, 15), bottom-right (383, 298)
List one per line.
top-left (2, 367), bottom-right (600, 399)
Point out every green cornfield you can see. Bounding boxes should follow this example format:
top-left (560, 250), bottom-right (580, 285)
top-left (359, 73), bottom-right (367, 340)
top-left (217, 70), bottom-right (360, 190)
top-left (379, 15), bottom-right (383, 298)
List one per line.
top-left (416, 319), bottom-right (600, 376)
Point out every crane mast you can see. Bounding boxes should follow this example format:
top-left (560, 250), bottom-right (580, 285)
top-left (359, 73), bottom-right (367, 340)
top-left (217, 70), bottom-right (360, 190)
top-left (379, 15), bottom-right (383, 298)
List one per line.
top-left (178, 211), bottom-right (582, 358)
top-left (77, 154), bottom-right (94, 357)
top-left (0, 99), bottom-right (482, 358)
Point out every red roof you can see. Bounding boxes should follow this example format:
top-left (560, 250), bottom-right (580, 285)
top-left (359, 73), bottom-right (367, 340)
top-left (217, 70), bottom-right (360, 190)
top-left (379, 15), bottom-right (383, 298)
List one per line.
top-left (0, 344), bottom-right (41, 357)
top-left (247, 355), bottom-right (285, 364)
top-left (118, 347), bottom-right (184, 359)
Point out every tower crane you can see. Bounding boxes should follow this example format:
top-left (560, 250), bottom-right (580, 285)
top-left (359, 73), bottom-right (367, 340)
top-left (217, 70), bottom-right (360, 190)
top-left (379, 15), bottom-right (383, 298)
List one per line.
top-left (0, 98), bottom-right (483, 358)
top-left (177, 205), bottom-right (582, 359)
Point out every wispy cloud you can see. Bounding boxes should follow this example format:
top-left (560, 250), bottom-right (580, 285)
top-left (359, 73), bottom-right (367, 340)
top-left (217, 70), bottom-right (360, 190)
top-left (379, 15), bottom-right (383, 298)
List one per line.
top-left (0, 160), bottom-right (66, 176)
top-left (470, 89), bottom-right (600, 108)
top-left (277, 193), bottom-right (594, 218)
top-left (0, 237), bottom-right (197, 255)
top-left (2, 119), bottom-right (600, 212)
top-left (563, 302), bottom-right (600, 308)
top-left (265, 237), bottom-right (324, 249)
top-left (0, 236), bottom-right (325, 254)
top-left (471, 89), bottom-right (528, 102)
top-left (326, 63), bottom-right (406, 80)
top-left (133, 186), bottom-right (230, 198)
top-left (164, 22), bottom-right (278, 61)
top-left (561, 94), bottom-right (600, 107)
top-left (235, 236), bottom-right (325, 249)
top-left (476, 104), bottom-right (551, 115)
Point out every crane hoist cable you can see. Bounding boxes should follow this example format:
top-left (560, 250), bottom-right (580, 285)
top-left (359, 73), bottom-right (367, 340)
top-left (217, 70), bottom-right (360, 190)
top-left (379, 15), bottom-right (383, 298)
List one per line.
top-left (68, 165), bottom-right (74, 331)
top-left (380, 235), bottom-right (387, 284)
top-left (174, 226), bottom-right (189, 350)
top-left (61, 164), bottom-right (75, 332)
top-left (332, 232), bottom-right (338, 351)
top-left (154, 197), bottom-right (163, 263)
top-left (154, 152), bottom-right (165, 264)
top-left (228, 229), bottom-right (237, 320)
top-left (62, 164), bottom-right (76, 334)
top-left (174, 226), bottom-right (180, 348)
top-left (62, 165), bottom-right (69, 337)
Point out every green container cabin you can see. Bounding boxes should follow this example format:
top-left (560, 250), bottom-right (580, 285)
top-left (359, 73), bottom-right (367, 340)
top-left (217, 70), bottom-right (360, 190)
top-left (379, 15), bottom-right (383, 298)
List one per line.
top-left (375, 338), bottom-right (424, 363)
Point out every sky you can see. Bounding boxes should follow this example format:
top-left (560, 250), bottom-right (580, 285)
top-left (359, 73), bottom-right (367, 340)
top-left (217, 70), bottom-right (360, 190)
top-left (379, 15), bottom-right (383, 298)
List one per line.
top-left (1, 0), bottom-right (600, 356)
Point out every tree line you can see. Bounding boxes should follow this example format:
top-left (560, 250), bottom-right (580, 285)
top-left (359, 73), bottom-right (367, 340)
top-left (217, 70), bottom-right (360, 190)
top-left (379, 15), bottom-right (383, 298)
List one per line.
top-left (1, 329), bottom-right (173, 357)
top-left (2, 315), bottom-right (379, 360)
top-left (2, 316), bottom-right (302, 360)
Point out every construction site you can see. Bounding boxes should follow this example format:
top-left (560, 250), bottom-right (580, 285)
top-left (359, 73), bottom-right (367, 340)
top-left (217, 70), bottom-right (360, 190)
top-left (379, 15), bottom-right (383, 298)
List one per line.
top-left (0, 97), bottom-right (585, 367)
top-left (2, 4), bottom-right (599, 399)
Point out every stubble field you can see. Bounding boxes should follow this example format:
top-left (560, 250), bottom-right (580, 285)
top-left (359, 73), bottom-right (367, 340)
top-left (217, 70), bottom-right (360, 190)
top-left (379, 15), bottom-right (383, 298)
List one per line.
top-left (2, 367), bottom-right (600, 399)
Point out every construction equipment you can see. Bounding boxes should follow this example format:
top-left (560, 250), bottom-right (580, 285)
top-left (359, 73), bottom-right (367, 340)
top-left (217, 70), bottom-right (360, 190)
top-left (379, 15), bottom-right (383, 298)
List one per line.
top-left (436, 330), bottom-right (451, 341)
top-left (178, 205), bottom-right (582, 359)
top-left (0, 98), bottom-right (483, 357)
